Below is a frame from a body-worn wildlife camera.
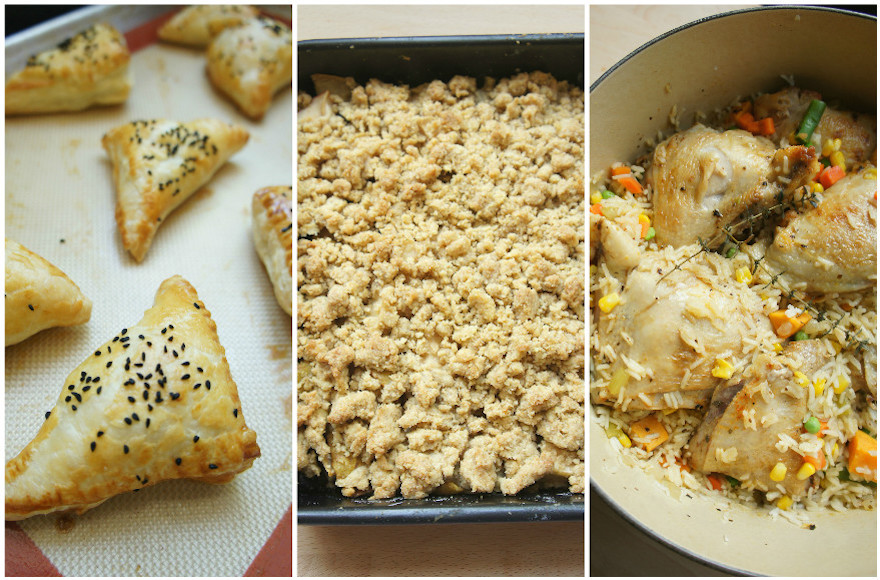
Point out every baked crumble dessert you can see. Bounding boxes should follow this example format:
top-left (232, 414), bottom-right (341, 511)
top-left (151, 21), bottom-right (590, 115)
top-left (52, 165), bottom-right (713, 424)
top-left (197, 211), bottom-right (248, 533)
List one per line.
top-left (298, 72), bottom-right (584, 499)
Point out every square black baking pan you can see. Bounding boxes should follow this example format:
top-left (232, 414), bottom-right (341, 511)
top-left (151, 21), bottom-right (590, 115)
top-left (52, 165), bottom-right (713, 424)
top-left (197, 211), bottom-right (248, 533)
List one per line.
top-left (297, 33), bottom-right (585, 525)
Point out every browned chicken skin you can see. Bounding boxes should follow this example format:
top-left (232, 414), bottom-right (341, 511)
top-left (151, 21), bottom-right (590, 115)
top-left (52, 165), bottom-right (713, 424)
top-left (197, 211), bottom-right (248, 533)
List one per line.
top-left (766, 167), bottom-right (877, 293)
top-left (687, 341), bottom-right (829, 498)
top-left (649, 124), bottom-right (820, 248)
top-left (593, 250), bottom-right (770, 411)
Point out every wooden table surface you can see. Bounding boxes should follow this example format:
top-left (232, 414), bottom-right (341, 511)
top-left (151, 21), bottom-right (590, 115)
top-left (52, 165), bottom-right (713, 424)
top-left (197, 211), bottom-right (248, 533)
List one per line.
top-left (296, 5), bottom-right (584, 577)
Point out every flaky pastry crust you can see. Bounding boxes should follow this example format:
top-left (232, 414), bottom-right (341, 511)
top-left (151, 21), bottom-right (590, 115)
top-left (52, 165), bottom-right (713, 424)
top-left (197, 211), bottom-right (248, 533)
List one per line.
top-left (5, 276), bottom-right (260, 520)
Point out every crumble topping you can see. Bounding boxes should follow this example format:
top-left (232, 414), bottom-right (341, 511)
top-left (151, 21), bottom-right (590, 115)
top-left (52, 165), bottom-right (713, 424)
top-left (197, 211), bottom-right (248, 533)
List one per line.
top-left (298, 71), bottom-right (584, 498)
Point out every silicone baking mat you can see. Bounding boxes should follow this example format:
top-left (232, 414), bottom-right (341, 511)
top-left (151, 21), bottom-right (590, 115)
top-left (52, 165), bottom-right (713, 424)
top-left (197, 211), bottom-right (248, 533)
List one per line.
top-left (5, 5), bottom-right (292, 576)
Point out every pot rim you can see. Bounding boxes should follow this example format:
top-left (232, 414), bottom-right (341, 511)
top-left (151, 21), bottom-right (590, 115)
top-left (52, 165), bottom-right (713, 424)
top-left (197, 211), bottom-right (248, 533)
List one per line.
top-left (590, 5), bottom-right (877, 93)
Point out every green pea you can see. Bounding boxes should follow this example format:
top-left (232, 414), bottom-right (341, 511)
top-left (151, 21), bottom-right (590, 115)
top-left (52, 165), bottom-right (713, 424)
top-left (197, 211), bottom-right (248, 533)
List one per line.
top-left (601, 190), bottom-right (615, 199)
top-left (725, 246), bottom-right (737, 259)
top-left (804, 416), bottom-right (821, 434)
top-left (644, 227), bottom-right (656, 241)
top-left (793, 330), bottom-right (809, 341)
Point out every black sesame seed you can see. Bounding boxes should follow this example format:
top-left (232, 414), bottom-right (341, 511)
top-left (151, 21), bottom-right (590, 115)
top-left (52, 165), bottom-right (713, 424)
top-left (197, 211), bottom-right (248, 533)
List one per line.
top-left (45, 411), bottom-right (51, 419)
top-left (93, 377), bottom-right (100, 383)
top-left (95, 350), bottom-right (101, 356)
top-left (182, 361), bottom-right (190, 366)
top-left (121, 328), bottom-right (127, 335)
top-left (146, 418), bottom-right (151, 428)
top-left (145, 373), bottom-right (153, 380)
top-left (194, 383), bottom-right (202, 390)
top-left (137, 373), bottom-right (144, 380)
top-left (208, 464), bottom-right (218, 470)
top-left (124, 445), bottom-right (130, 454)
top-left (65, 396), bottom-right (72, 403)
top-left (206, 380), bottom-right (211, 390)
top-left (90, 441), bottom-right (96, 452)
top-left (161, 327), bottom-right (167, 334)
top-left (125, 378), bottom-right (135, 386)
top-left (132, 413), bottom-right (140, 421)
top-left (148, 404), bottom-right (154, 412)
top-left (97, 387), bottom-right (102, 395)
top-left (124, 418), bottom-right (132, 425)
top-left (197, 367), bottom-right (204, 373)
top-left (193, 302), bottom-right (201, 309)
top-left (193, 435), bottom-right (199, 442)
top-left (71, 405), bottom-right (77, 411)
top-left (128, 396), bottom-right (136, 403)
top-left (175, 457), bottom-right (181, 465)
top-left (97, 430), bottom-right (104, 437)
top-left (113, 336), bottom-right (119, 342)
top-left (168, 336), bottom-right (173, 343)
top-left (72, 392), bottom-right (82, 403)
top-left (233, 408), bottom-right (238, 418)
top-left (170, 392), bottom-right (180, 400)
top-left (83, 385), bottom-right (91, 392)
top-left (173, 350), bottom-right (178, 358)
top-left (139, 334), bottom-right (145, 340)
top-left (106, 361), bottom-right (113, 368)
top-left (28, 304), bottom-right (34, 311)
top-left (68, 384), bottom-right (75, 391)
top-left (181, 374), bottom-right (190, 380)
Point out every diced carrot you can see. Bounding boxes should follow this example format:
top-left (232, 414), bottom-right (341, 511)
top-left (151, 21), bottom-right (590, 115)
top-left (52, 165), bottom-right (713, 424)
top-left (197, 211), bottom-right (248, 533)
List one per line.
top-left (707, 473), bottom-right (723, 491)
top-left (618, 176), bottom-right (643, 195)
top-left (819, 165), bottom-right (845, 189)
top-left (819, 420), bottom-right (829, 434)
top-left (629, 416), bottom-right (669, 452)
top-left (758, 117), bottom-right (775, 136)
top-left (734, 111), bottom-right (760, 134)
top-left (640, 221), bottom-right (650, 238)
top-left (768, 309), bottom-right (810, 339)
top-left (590, 203), bottom-right (603, 216)
top-left (804, 452), bottom-right (827, 470)
top-left (847, 431), bottom-right (877, 482)
top-left (611, 166), bottom-right (630, 176)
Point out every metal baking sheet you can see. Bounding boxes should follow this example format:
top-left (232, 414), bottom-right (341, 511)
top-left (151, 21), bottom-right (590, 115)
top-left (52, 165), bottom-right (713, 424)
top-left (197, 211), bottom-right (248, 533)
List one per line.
top-left (297, 33), bottom-right (585, 525)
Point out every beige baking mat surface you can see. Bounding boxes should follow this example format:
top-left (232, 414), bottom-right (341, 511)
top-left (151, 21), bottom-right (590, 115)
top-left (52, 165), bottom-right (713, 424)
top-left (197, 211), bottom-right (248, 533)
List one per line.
top-left (5, 29), bottom-right (292, 577)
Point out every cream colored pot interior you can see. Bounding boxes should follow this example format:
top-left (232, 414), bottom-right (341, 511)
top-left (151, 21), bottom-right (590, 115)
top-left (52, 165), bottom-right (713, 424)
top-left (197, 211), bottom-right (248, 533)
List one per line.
top-left (590, 7), bottom-right (877, 577)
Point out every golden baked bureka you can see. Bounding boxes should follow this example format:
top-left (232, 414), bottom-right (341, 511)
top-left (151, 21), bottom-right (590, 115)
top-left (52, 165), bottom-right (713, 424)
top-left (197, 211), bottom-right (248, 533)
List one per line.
top-left (206, 16), bottom-right (292, 120)
top-left (5, 23), bottom-right (131, 115)
top-left (252, 186), bottom-right (292, 316)
top-left (5, 239), bottom-right (92, 346)
top-left (5, 276), bottom-right (260, 520)
top-left (101, 118), bottom-right (249, 262)
top-left (157, 5), bottom-right (260, 48)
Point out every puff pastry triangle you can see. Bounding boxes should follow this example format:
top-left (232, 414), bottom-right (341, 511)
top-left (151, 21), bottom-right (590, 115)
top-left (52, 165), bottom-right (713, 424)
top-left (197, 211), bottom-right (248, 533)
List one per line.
top-left (102, 118), bottom-right (249, 262)
top-left (158, 5), bottom-right (260, 47)
top-left (5, 239), bottom-right (92, 346)
top-left (5, 23), bottom-right (131, 116)
top-left (206, 16), bottom-right (292, 120)
top-left (252, 187), bottom-right (292, 315)
top-left (5, 276), bottom-right (261, 520)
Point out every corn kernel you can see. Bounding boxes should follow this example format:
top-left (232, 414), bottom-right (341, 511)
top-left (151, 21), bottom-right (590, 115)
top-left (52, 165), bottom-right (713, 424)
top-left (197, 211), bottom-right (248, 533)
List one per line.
top-left (617, 434), bottom-right (632, 448)
top-left (776, 496), bottom-right (793, 510)
top-left (813, 378), bottom-right (826, 396)
top-left (797, 462), bottom-right (817, 480)
top-left (711, 358), bottom-right (735, 380)
top-left (598, 292), bottom-right (621, 314)
top-left (830, 150), bottom-right (846, 170)
top-left (793, 371), bottom-right (809, 387)
top-left (607, 367), bottom-right (629, 396)
top-left (638, 213), bottom-right (651, 226)
top-left (833, 376), bottom-right (850, 395)
top-left (590, 191), bottom-right (603, 205)
top-left (811, 181), bottom-right (824, 194)
top-left (735, 267), bottom-right (753, 285)
top-left (773, 343), bottom-right (783, 353)
top-left (832, 443), bottom-right (839, 458)
top-left (864, 168), bottom-right (877, 180)
top-left (770, 462), bottom-right (787, 482)
top-left (821, 139), bottom-right (835, 157)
